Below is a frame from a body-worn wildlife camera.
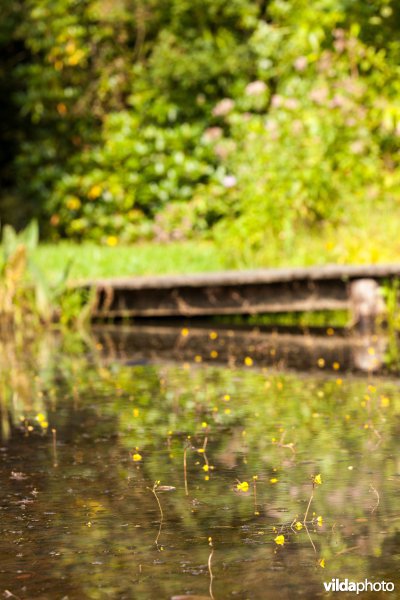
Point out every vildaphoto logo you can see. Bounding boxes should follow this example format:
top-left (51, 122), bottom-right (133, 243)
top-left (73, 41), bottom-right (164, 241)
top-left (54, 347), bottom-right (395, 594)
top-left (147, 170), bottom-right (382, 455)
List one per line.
top-left (324, 579), bottom-right (395, 594)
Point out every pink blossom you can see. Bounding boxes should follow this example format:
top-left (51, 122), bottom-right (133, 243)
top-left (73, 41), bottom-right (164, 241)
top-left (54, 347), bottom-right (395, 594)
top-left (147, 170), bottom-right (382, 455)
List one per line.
top-left (203, 127), bottom-right (223, 142)
top-left (309, 87), bottom-right (328, 104)
top-left (245, 80), bottom-right (267, 96)
top-left (222, 175), bottom-right (237, 188)
top-left (271, 94), bottom-right (283, 108)
top-left (212, 98), bottom-right (234, 117)
top-left (294, 56), bottom-right (308, 72)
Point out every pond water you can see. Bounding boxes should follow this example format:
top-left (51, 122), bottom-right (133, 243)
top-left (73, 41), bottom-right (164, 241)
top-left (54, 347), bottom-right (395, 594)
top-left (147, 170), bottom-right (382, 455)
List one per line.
top-left (0, 326), bottom-right (399, 599)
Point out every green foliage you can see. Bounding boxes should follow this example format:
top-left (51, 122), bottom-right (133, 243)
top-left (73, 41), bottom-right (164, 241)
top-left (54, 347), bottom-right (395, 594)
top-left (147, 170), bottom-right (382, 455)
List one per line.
top-left (2, 0), bottom-right (400, 249)
top-left (0, 221), bottom-right (85, 329)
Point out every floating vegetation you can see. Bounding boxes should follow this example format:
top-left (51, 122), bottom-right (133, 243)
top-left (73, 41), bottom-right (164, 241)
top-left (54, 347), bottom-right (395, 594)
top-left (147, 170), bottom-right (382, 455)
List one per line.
top-left (0, 330), bottom-right (399, 598)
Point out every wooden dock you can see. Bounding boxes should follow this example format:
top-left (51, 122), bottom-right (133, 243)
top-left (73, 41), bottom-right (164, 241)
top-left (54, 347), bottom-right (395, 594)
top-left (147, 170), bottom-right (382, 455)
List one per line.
top-left (81, 263), bottom-right (400, 319)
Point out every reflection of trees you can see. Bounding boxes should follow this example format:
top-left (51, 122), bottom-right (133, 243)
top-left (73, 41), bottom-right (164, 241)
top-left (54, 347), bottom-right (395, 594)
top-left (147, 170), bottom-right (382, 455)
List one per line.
top-left (0, 334), bottom-right (400, 598)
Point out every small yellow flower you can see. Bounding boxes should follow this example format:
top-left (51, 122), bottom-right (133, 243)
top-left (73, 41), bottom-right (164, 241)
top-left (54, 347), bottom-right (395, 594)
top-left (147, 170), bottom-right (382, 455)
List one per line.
top-left (204, 475), bottom-right (210, 481)
top-left (181, 328), bottom-right (189, 337)
top-left (313, 474), bottom-right (322, 485)
top-left (317, 358), bottom-right (325, 368)
top-left (319, 558), bottom-right (325, 568)
top-left (36, 413), bottom-right (46, 422)
top-left (224, 408), bottom-right (231, 415)
top-left (197, 448), bottom-right (205, 453)
top-left (294, 521), bottom-right (303, 530)
top-left (244, 356), bottom-right (253, 366)
top-left (210, 350), bottom-right (218, 358)
top-left (66, 196), bottom-right (81, 210)
top-left (270, 478), bottom-right (278, 484)
top-left (209, 331), bottom-right (218, 340)
top-left (236, 481), bottom-right (249, 492)
top-left (333, 361), bottom-right (340, 370)
top-left (132, 453), bottom-right (142, 462)
top-left (223, 394), bottom-right (230, 401)
top-left (253, 475), bottom-right (258, 481)
top-left (106, 235), bottom-right (118, 247)
top-left (194, 355), bottom-right (202, 362)
top-left (88, 184), bottom-right (102, 199)
top-left (317, 515), bottom-right (323, 526)
top-left (202, 464), bottom-right (209, 472)
top-left (381, 395), bottom-right (390, 407)
top-left (201, 422), bottom-right (208, 428)
top-left (274, 534), bottom-right (285, 546)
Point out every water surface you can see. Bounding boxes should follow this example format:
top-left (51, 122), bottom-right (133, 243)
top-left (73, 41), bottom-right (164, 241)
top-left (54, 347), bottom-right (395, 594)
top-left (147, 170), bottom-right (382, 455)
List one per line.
top-left (0, 328), bottom-right (399, 599)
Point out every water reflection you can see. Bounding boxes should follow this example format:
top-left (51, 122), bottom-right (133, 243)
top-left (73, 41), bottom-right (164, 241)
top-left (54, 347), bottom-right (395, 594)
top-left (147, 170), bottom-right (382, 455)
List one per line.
top-left (0, 329), bottom-right (399, 599)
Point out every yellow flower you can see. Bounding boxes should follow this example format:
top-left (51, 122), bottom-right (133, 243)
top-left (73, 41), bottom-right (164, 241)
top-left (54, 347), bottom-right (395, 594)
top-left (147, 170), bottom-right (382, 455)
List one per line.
top-left (106, 235), bottom-right (118, 247)
top-left (333, 361), bottom-right (340, 371)
top-left (133, 408), bottom-right (139, 417)
top-left (270, 478), bottom-right (278, 484)
top-left (36, 413), bottom-right (46, 422)
top-left (274, 534), bottom-right (285, 546)
top-left (132, 453), bottom-right (142, 462)
top-left (181, 328), bottom-right (189, 337)
top-left (66, 196), bottom-right (81, 210)
top-left (201, 422), bottom-right (208, 428)
top-left (202, 464), bottom-right (209, 472)
top-left (210, 350), bottom-right (218, 358)
top-left (294, 521), bottom-right (303, 531)
top-left (236, 481), bottom-right (249, 492)
top-left (88, 184), bottom-right (102, 200)
top-left (209, 331), bottom-right (218, 340)
top-left (317, 516), bottom-right (323, 527)
top-left (244, 356), bottom-right (253, 366)
top-left (319, 558), bottom-right (325, 568)
top-left (317, 358), bottom-right (325, 368)
top-left (381, 396), bottom-right (390, 407)
top-left (223, 394), bottom-right (230, 401)
top-left (313, 474), bottom-right (322, 485)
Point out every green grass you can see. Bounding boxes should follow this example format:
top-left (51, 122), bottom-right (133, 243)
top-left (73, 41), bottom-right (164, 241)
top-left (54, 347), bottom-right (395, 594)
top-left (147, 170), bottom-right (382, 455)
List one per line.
top-left (33, 213), bottom-right (400, 284)
top-left (33, 241), bottom-right (229, 283)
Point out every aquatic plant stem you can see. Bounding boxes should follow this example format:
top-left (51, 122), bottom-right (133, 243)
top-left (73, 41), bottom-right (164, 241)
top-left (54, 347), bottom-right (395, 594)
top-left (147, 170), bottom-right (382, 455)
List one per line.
top-left (208, 538), bottom-right (215, 600)
top-left (183, 445), bottom-right (189, 496)
top-left (149, 481), bottom-right (164, 548)
top-left (303, 488), bottom-right (314, 524)
top-left (51, 428), bottom-right (58, 467)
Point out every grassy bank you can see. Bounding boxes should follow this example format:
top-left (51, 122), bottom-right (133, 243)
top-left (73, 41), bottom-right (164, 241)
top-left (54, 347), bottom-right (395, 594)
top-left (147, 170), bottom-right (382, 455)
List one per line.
top-left (33, 217), bottom-right (400, 283)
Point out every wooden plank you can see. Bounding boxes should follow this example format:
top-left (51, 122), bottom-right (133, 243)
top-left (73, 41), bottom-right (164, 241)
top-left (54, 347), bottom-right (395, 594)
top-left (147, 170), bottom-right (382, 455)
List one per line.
top-left (76, 263), bottom-right (400, 318)
top-left (80, 263), bottom-right (400, 290)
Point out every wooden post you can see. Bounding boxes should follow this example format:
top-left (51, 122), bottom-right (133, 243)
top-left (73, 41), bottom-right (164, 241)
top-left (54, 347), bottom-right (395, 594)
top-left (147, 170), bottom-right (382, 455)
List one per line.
top-left (349, 279), bottom-right (386, 332)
